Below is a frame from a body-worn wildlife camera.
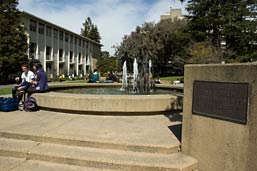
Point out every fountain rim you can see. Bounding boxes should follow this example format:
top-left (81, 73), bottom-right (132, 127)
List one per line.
top-left (32, 83), bottom-right (183, 115)
top-left (47, 82), bottom-right (183, 93)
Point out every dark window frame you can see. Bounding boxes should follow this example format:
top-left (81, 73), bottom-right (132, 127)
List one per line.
top-left (29, 19), bottom-right (37, 32)
top-left (38, 23), bottom-right (45, 35)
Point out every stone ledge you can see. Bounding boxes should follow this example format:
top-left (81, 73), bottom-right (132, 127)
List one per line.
top-left (33, 92), bottom-right (178, 114)
top-left (31, 83), bottom-right (182, 114)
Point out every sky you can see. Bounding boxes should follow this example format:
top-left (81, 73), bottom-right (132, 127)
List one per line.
top-left (18, 0), bottom-right (188, 55)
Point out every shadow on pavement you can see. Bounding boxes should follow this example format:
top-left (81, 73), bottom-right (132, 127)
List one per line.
top-left (168, 124), bottom-right (182, 142)
top-left (165, 110), bottom-right (183, 142)
top-left (165, 110), bottom-right (182, 122)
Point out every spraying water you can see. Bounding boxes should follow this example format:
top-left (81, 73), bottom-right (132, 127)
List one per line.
top-left (121, 61), bottom-right (127, 90)
top-left (148, 59), bottom-right (153, 92)
top-left (121, 59), bottom-right (155, 94)
top-left (133, 58), bottom-right (138, 92)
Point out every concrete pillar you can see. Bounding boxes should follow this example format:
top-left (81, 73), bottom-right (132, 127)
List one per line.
top-left (56, 29), bottom-right (59, 76)
top-left (43, 24), bottom-right (46, 70)
top-left (67, 35), bottom-right (70, 75)
top-left (36, 21), bottom-right (39, 60)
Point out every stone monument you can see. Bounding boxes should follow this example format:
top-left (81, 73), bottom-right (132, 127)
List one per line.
top-left (182, 63), bottom-right (257, 171)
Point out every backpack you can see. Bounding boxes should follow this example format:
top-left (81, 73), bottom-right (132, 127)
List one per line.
top-left (0, 97), bottom-right (19, 112)
top-left (23, 97), bottom-right (39, 112)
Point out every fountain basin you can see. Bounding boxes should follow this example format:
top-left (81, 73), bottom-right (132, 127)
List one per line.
top-left (32, 83), bottom-right (183, 115)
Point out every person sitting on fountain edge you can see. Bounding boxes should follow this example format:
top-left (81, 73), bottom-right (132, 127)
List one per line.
top-left (88, 69), bottom-right (99, 83)
top-left (105, 70), bottom-right (117, 83)
top-left (27, 63), bottom-right (49, 97)
top-left (12, 64), bottom-right (35, 102)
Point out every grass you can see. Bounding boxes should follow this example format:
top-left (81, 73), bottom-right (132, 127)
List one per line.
top-left (65, 80), bottom-right (88, 83)
top-left (160, 76), bottom-right (184, 84)
top-left (0, 88), bottom-right (12, 95)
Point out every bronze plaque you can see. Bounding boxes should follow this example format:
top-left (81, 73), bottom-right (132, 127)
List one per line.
top-left (192, 81), bottom-right (248, 124)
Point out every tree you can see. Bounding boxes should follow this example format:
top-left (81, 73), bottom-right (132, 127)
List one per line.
top-left (100, 51), bottom-right (110, 58)
top-left (0, 0), bottom-right (28, 84)
top-left (96, 57), bottom-right (117, 74)
top-left (186, 0), bottom-right (257, 59)
top-left (187, 41), bottom-right (223, 64)
top-left (89, 24), bottom-right (101, 43)
top-left (81, 17), bottom-right (92, 38)
top-left (114, 22), bottom-right (156, 73)
top-left (81, 17), bottom-right (101, 43)
top-left (115, 19), bottom-right (190, 76)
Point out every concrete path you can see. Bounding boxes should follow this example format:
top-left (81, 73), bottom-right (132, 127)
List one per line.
top-left (0, 110), bottom-right (196, 171)
top-left (0, 110), bottom-right (180, 151)
top-left (0, 156), bottom-right (118, 171)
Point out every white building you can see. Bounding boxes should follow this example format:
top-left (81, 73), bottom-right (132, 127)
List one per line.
top-left (160, 8), bottom-right (185, 21)
top-left (21, 11), bottom-right (101, 78)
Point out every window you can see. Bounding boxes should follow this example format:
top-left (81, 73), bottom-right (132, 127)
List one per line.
top-left (70, 35), bottom-right (73, 44)
top-left (79, 39), bottom-right (81, 46)
top-left (70, 51), bottom-right (73, 63)
top-left (29, 43), bottom-right (37, 58)
top-left (79, 53), bottom-right (81, 63)
top-left (46, 46), bottom-right (51, 60)
top-left (75, 37), bottom-right (77, 45)
top-left (29, 19), bottom-right (37, 32)
top-left (86, 41), bottom-right (89, 49)
top-left (53, 29), bottom-right (58, 39)
top-left (59, 31), bottom-right (63, 40)
top-left (83, 40), bottom-right (85, 47)
top-left (65, 33), bottom-right (69, 42)
top-left (38, 23), bottom-right (44, 34)
top-left (46, 26), bottom-right (52, 37)
top-left (59, 49), bottom-right (63, 61)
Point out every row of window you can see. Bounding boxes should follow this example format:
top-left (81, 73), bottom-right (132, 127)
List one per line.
top-left (30, 43), bottom-right (88, 63)
top-left (58, 49), bottom-right (83, 63)
top-left (47, 48), bottom-right (85, 64)
top-left (29, 19), bottom-right (90, 47)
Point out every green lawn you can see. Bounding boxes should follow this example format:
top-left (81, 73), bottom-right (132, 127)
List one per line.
top-left (160, 76), bottom-right (184, 84)
top-left (65, 80), bottom-right (88, 83)
top-left (0, 88), bottom-right (12, 95)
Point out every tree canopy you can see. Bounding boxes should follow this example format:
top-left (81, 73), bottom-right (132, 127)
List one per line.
top-left (81, 17), bottom-right (101, 43)
top-left (0, 0), bottom-right (28, 84)
top-left (113, 0), bottom-right (257, 75)
top-left (96, 56), bottom-right (117, 74)
top-left (115, 19), bottom-right (190, 76)
top-left (186, 0), bottom-right (257, 61)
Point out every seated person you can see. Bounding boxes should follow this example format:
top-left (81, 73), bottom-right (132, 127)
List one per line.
top-left (154, 77), bottom-right (161, 84)
top-left (12, 64), bottom-right (35, 102)
top-left (27, 63), bottom-right (49, 97)
top-left (88, 69), bottom-right (99, 83)
top-left (173, 79), bottom-right (180, 85)
top-left (105, 71), bottom-right (114, 83)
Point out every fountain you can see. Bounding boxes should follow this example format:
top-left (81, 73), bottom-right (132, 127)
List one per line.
top-left (121, 58), bottom-right (155, 94)
top-left (32, 58), bottom-right (182, 114)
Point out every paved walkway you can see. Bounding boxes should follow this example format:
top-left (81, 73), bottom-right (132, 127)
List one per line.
top-left (0, 110), bottom-right (181, 148)
top-left (0, 77), bottom-right (190, 170)
top-left (0, 109), bottom-right (184, 170)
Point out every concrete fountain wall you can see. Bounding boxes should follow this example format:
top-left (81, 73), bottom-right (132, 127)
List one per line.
top-left (32, 83), bottom-right (182, 115)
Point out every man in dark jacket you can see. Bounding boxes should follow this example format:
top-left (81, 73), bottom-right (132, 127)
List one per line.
top-left (27, 63), bottom-right (49, 96)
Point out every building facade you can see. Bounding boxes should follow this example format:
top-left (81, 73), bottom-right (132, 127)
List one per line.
top-left (160, 8), bottom-right (184, 21)
top-left (21, 11), bottom-right (101, 78)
